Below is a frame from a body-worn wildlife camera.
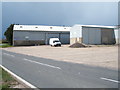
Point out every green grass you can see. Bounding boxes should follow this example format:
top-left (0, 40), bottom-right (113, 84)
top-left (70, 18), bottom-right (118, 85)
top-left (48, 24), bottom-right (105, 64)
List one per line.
top-left (0, 40), bottom-right (2, 44)
top-left (0, 44), bottom-right (13, 48)
top-left (0, 67), bottom-right (18, 89)
top-left (2, 69), bottom-right (15, 83)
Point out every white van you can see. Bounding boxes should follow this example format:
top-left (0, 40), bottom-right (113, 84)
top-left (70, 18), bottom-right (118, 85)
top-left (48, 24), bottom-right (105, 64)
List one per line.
top-left (49, 38), bottom-right (61, 46)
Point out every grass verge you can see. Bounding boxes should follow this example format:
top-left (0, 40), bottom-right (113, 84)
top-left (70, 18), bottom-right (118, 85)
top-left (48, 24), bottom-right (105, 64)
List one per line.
top-left (0, 44), bottom-right (13, 48)
top-left (0, 67), bottom-right (19, 89)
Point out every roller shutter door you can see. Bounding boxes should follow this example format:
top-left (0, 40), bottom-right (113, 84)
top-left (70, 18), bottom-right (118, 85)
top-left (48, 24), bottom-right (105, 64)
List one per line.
top-left (101, 29), bottom-right (115, 44)
top-left (60, 33), bottom-right (70, 44)
top-left (46, 33), bottom-right (59, 45)
top-left (82, 27), bottom-right (101, 44)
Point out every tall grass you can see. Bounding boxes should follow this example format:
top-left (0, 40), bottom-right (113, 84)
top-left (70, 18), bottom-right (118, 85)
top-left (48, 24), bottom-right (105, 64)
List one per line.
top-left (0, 44), bottom-right (13, 48)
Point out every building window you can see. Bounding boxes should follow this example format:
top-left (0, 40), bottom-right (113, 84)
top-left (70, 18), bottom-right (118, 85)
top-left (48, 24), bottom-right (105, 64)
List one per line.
top-left (35, 27), bottom-right (38, 28)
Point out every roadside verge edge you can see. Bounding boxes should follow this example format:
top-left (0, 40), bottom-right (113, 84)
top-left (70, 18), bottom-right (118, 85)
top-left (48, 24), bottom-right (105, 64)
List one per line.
top-left (0, 65), bottom-right (38, 89)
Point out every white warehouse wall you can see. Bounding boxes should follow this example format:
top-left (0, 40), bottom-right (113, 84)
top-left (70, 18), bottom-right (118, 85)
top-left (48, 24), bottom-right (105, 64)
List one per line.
top-left (114, 28), bottom-right (119, 44)
top-left (70, 25), bottom-right (82, 38)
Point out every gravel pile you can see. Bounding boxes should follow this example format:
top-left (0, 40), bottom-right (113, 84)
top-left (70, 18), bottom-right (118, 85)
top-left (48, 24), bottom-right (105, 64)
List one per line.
top-left (69, 42), bottom-right (87, 48)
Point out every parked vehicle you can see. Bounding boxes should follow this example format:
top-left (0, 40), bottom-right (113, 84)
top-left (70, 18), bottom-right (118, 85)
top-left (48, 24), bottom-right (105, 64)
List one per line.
top-left (49, 38), bottom-right (61, 47)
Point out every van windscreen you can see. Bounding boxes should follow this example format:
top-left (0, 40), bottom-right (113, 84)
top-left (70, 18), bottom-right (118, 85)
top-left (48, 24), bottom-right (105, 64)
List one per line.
top-left (53, 40), bottom-right (59, 43)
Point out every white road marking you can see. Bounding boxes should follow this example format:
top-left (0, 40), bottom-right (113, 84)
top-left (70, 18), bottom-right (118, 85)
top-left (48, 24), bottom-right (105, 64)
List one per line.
top-left (101, 77), bottom-right (120, 83)
top-left (3, 53), bottom-right (15, 57)
top-left (23, 58), bottom-right (61, 70)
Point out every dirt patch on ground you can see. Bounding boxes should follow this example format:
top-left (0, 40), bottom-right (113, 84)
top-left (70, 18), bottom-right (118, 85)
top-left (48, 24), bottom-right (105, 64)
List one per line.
top-left (2, 45), bottom-right (118, 70)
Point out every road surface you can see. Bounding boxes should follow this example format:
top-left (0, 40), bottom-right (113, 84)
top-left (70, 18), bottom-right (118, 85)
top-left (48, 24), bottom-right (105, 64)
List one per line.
top-left (1, 50), bottom-right (119, 88)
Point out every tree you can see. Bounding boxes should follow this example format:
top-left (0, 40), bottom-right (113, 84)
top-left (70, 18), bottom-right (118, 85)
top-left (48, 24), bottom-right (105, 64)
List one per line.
top-left (4, 24), bottom-right (14, 45)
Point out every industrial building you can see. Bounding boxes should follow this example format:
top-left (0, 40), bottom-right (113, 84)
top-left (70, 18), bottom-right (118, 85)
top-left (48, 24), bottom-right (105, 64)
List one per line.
top-left (70, 25), bottom-right (118, 45)
top-left (13, 25), bottom-right (71, 46)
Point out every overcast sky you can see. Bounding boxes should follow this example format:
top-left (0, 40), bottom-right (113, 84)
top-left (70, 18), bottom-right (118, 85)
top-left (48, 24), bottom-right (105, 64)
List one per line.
top-left (2, 2), bottom-right (118, 38)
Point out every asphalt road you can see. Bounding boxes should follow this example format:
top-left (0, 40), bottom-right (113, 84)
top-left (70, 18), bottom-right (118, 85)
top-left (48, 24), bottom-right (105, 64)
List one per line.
top-left (1, 50), bottom-right (119, 88)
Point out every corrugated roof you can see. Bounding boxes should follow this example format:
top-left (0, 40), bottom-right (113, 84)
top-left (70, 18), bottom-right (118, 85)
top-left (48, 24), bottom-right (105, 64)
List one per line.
top-left (13, 25), bottom-right (71, 32)
top-left (74, 24), bottom-right (115, 29)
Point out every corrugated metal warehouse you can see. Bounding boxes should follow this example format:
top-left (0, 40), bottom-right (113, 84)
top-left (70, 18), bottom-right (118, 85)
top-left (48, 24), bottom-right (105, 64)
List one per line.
top-left (70, 25), bottom-right (118, 45)
top-left (13, 25), bottom-right (71, 46)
